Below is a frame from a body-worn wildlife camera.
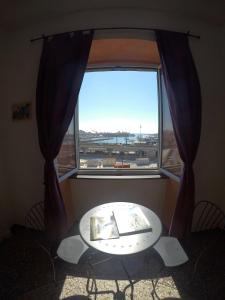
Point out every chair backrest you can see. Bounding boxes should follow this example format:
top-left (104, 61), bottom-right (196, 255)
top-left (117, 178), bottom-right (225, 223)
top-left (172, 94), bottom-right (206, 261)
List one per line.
top-left (25, 201), bottom-right (45, 231)
top-left (192, 201), bottom-right (225, 232)
top-left (153, 236), bottom-right (188, 267)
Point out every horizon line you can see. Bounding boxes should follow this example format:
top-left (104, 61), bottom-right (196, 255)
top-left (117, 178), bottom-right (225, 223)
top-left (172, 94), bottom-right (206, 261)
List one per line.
top-left (78, 130), bottom-right (158, 134)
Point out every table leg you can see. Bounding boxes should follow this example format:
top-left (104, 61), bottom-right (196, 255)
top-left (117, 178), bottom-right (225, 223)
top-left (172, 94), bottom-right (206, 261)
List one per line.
top-left (86, 261), bottom-right (116, 298)
top-left (86, 262), bottom-right (98, 296)
top-left (119, 257), bottom-right (143, 300)
top-left (120, 258), bottom-right (134, 299)
top-left (113, 280), bottom-right (126, 300)
top-left (86, 255), bottom-right (141, 299)
top-left (150, 265), bottom-right (164, 300)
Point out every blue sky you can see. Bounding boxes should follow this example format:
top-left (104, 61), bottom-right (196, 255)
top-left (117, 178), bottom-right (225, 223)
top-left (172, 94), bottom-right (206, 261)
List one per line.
top-left (78, 70), bottom-right (158, 134)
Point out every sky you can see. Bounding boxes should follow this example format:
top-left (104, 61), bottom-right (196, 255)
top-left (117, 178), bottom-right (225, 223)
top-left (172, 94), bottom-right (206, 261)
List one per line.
top-left (78, 70), bottom-right (159, 134)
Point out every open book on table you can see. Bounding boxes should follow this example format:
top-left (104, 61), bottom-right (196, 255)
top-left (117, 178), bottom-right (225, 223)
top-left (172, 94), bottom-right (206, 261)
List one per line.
top-left (90, 206), bottom-right (152, 241)
top-left (113, 206), bottom-right (152, 236)
top-left (90, 213), bottom-right (119, 241)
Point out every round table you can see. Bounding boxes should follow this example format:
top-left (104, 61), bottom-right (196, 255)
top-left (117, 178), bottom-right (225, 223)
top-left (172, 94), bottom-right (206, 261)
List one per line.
top-left (79, 202), bottom-right (162, 255)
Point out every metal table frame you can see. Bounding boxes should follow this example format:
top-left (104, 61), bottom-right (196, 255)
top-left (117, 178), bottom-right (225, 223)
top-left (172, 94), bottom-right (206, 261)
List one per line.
top-left (79, 202), bottom-right (162, 299)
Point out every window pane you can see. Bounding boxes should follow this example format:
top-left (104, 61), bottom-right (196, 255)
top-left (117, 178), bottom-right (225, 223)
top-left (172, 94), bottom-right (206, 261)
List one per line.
top-left (78, 71), bottom-right (159, 170)
top-left (161, 75), bottom-right (183, 177)
top-left (56, 117), bottom-right (76, 177)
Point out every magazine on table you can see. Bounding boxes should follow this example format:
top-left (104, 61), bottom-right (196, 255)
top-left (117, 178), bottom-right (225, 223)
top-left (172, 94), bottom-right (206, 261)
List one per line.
top-left (113, 206), bottom-right (152, 236)
top-left (90, 206), bottom-right (152, 241)
top-left (90, 213), bottom-right (119, 241)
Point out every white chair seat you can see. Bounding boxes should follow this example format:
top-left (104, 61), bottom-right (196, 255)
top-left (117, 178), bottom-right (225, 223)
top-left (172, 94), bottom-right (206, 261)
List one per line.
top-left (57, 235), bottom-right (89, 264)
top-left (153, 236), bottom-right (188, 267)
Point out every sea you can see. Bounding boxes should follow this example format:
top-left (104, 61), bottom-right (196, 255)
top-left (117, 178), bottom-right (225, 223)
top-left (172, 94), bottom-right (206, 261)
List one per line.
top-left (85, 134), bottom-right (157, 144)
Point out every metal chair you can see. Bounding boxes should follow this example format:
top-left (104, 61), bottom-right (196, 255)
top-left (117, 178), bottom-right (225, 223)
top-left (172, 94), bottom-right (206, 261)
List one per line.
top-left (192, 200), bottom-right (225, 232)
top-left (191, 200), bottom-right (225, 268)
top-left (151, 237), bottom-right (189, 298)
top-left (25, 201), bottom-right (58, 283)
top-left (25, 201), bottom-right (45, 231)
top-left (190, 200), bottom-right (225, 287)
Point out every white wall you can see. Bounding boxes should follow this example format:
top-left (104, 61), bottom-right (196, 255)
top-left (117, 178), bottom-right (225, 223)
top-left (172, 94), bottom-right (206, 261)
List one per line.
top-left (0, 8), bottom-right (225, 231)
top-left (0, 33), bottom-right (45, 227)
top-left (193, 24), bottom-right (225, 211)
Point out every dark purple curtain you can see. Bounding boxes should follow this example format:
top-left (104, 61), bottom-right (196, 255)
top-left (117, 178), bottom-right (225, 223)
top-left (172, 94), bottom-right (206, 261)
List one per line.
top-left (36, 31), bottom-right (93, 239)
top-left (155, 30), bottom-right (201, 237)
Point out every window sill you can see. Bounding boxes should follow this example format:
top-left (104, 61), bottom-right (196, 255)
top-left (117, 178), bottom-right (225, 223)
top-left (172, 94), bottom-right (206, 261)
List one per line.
top-left (75, 174), bottom-right (163, 180)
top-left (69, 168), bottom-right (167, 180)
top-left (59, 168), bottom-right (177, 182)
top-left (160, 168), bottom-right (181, 182)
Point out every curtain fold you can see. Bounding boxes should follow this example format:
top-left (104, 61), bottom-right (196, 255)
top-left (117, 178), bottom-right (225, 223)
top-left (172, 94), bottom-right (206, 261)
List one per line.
top-left (155, 30), bottom-right (201, 237)
top-left (36, 31), bottom-right (93, 239)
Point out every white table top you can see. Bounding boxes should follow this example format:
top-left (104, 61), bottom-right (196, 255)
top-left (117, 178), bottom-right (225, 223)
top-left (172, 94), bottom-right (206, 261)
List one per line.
top-left (79, 202), bottom-right (162, 255)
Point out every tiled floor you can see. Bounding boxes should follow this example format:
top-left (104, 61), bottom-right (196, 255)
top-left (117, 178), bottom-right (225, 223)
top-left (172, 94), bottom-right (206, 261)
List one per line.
top-left (18, 277), bottom-right (190, 299)
top-left (0, 228), bottom-right (224, 299)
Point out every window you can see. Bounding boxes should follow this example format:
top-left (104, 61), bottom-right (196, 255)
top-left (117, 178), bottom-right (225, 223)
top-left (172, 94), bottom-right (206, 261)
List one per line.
top-left (78, 69), bottom-right (159, 171)
top-left (160, 75), bottom-right (183, 177)
top-left (56, 116), bottom-right (76, 178)
top-left (56, 37), bottom-right (182, 178)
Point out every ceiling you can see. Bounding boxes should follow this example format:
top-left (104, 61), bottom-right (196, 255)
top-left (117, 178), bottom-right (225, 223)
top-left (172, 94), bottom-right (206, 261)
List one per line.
top-left (0, 0), bottom-right (225, 31)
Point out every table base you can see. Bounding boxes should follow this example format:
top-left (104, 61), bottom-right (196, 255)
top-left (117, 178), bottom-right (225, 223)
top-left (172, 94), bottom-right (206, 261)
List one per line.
top-left (86, 258), bottom-right (140, 300)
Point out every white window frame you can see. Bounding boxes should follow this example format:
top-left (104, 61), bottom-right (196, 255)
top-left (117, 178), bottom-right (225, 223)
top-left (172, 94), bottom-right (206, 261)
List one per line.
top-left (159, 71), bottom-right (182, 182)
top-left (74, 66), bottom-right (162, 177)
top-left (57, 64), bottom-right (182, 181)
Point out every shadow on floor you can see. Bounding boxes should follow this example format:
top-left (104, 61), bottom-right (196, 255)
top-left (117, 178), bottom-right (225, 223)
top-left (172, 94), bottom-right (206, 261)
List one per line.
top-left (0, 229), bottom-right (225, 299)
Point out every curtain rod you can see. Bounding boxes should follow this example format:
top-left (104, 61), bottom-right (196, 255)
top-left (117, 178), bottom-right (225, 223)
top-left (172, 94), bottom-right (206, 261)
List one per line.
top-left (30, 27), bottom-right (200, 42)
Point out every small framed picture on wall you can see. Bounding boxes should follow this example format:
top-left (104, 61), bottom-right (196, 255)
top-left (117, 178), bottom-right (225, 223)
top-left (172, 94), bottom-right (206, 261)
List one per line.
top-left (12, 102), bottom-right (31, 121)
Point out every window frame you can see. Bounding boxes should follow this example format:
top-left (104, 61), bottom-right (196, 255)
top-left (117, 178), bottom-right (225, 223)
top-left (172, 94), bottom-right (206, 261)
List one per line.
top-left (57, 113), bottom-right (78, 182)
top-left (74, 65), bottom-right (162, 176)
top-left (159, 71), bottom-right (182, 182)
top-left (57, 65), bottom-right (183, 180)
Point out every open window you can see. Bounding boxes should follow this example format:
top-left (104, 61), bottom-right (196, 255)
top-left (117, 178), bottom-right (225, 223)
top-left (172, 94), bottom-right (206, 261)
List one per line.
top-left (56, 35), bottom-right (182, 179)
top-left (160, 74), bottom-right (183, 179)
top-left (78, 69), bottom-right (159, 172)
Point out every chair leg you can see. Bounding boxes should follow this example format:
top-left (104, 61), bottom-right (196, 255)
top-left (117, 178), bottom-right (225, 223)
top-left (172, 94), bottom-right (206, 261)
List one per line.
top-left (39, 243), bottom-right (57, 285)
top-left (49, 257), bottom-right (57, 285)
